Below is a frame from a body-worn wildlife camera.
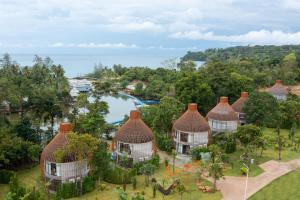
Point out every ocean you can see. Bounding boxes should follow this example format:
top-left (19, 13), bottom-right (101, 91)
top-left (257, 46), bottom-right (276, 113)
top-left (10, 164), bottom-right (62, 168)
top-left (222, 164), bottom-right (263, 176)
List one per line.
top-left (7, 50), bottom-right (189, 77)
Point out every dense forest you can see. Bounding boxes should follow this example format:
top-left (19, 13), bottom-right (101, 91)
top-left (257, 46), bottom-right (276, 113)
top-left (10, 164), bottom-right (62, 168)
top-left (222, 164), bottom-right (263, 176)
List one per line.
top-left (181, 45), bottom-right (300, 65)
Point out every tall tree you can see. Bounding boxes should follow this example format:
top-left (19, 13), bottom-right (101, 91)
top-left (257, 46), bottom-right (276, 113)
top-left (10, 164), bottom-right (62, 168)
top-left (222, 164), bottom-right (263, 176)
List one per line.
top-left (244, 92), bottom-right (280, 127)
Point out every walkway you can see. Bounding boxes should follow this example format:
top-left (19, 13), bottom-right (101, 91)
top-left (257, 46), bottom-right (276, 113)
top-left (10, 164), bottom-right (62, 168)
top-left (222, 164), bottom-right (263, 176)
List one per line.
top-left (216, 158), bottom-right (300, 200)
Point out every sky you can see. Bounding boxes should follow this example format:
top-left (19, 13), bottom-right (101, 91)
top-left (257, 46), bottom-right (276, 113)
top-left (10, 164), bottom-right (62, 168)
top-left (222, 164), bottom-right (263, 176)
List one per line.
top-left (1, 0), bottom-right (300, 54)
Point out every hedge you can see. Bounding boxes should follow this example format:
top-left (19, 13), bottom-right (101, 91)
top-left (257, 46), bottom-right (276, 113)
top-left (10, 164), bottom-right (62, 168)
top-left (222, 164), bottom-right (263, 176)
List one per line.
top-left (0, 169), bottom-right (15, 184)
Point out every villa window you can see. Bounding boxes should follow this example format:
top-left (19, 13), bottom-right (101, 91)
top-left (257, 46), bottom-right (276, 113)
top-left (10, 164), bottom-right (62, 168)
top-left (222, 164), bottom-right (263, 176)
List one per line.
top-left (51, 163), bottom-right (57, 176)
top-left (180, 132), bottom-right (188, 142)
top-left (119, 143), bottom-right (131, 155)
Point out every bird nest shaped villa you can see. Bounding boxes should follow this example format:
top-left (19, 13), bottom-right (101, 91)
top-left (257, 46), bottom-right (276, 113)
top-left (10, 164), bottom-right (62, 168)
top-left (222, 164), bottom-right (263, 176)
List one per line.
top-left (113, 110), bottom-right (156, 167)
top-left (207, 96), bottom-right (239, 134)
top-left (173, 103), bottom-right (211, 155)
top-left (40, 123), bottom-right (89, 192)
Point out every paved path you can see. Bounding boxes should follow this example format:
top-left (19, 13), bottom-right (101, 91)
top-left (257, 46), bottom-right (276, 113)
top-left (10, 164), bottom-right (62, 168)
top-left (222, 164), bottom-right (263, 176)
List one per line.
top-left (216, 158), bottom-right (300, 200)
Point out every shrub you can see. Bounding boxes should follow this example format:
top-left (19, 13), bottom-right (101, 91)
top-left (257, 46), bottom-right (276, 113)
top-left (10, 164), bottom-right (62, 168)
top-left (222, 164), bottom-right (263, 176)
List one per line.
top-left (164, 159), bottom-right (169, 167)
top-left (0, 170), bottom-right (15, 184)
top-left (56, 182), bottom-right (77, 199)
top-left (132, 177), bottom-right (137, 190)
top-left (213, 133), bottom-right (236, 154)
top-left (149, 155), bottom-right (160, 169)
top-left (82, 176), bottom-right (95, 194)
top-left (155, 134), bottom-right (173, 153)
top-left (99, 183), bottom-right (107, 191)
top-left (240, 166), bottom-right (248, 175)
top-left (191, 147), bottom-right (210, 160)
top-left (104, 165), bottom-right (136, 184)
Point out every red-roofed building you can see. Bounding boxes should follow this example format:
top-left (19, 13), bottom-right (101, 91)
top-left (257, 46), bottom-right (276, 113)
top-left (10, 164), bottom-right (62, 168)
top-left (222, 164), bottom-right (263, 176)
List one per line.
top-left (207, 97), bottom-right (239, 133)
top-left (173, 103), bottom-right (211, 154)
top-left (113, 110), bottom-right (155, 166)
top-left (267, 80), bottom-right (289, 101)
top-left (232, 92), bottom-right (249, 124)
top-left (40, 123), bottom-right (89, 192)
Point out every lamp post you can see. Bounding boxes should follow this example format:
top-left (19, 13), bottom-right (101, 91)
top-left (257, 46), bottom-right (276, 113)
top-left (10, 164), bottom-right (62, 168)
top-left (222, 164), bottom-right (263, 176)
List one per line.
top-left (243, 163), bottom-right (249, 200)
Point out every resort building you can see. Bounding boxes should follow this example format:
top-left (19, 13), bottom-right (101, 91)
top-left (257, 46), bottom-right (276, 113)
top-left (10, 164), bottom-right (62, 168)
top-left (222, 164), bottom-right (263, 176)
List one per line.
top-left (267, 80), bottom-right (289, 101)
top-left (231, 92), bottom-right (249, 125)
top-left (40, 122), bottom-right (89, 192)
top-left (113, 110), bottom-right (155, 166)
top-left (206, 97), bottom-right (239, 133)
top-left (173, 103), bottom-right (211, 154)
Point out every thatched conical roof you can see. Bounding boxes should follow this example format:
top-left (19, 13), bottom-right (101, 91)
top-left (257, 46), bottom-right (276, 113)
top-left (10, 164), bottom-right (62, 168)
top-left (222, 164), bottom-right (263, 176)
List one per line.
top-left (173, 103), bottom-right (210, 132)
top-left (206, 97), bottom-right (238, 121)
top-left (231, 92), bottom-right (248, 113)
top-left (114, 110), bottom-right (154, 144)
top-left (268, 80), bottom-right (288, 95)
top-left (40, 123), bottom-right (73, 174)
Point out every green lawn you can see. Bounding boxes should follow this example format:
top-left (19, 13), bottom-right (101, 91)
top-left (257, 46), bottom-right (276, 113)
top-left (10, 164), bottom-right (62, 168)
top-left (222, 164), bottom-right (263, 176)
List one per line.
top-left (223, 128), bottom-right (300, 177)
top-left (249, 171), bottom-right (300, 200)
top-left (0, 165), bottom-right (222, 200)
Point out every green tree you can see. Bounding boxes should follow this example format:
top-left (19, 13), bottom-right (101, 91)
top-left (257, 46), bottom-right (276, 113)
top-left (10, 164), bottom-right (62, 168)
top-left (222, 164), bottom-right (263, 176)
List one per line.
top-left (176, 73), bottom-right (214, 114)
top-left (76, 99), bottom-right (108, 137)
top-left (244, 92), bottom-right (280, 127)
top-left (139, 163), bottom-right (155, 187)
top-left (133, 82), bottom-right (144, 97)
top-left (14, 117), bottom-right (40, 144)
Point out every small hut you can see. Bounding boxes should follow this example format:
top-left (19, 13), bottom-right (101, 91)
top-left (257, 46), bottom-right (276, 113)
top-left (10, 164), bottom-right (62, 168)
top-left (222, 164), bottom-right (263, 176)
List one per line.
top-left (231, 92), bottom-right (248, 125)
top-left (267, 80), bottom-right (288, 101)
top-left (206, 97), bottom-right (239, 133)
top-left (40, 122), bottom-right (89, 192)
top-left (173, 103), bottom-right (211, 154)
top-left (113, 110), bottom-right (155, 166)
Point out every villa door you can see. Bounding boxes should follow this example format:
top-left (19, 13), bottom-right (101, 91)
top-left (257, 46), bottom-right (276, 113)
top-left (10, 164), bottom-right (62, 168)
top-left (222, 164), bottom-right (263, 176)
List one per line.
top-left (182, 145), bottom-right (190, 154)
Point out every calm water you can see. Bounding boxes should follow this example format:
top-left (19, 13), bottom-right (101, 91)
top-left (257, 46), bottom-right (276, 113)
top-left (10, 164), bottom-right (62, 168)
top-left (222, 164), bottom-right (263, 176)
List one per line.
top-left (9, 51), bottom-right (186, 77)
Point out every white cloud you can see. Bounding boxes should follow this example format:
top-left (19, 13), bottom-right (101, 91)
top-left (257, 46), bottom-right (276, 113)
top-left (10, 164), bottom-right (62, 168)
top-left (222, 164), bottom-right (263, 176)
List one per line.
top-left (50, 42), bottom-right (138, 48)
top-left (170, 29), bottom-right (300, 45)
top-left (282, 0), bottom-right (300, 9)
top-left (106, 21), bottom-right (163, 32)
top-left (1, 0), bottom-right (300, 49)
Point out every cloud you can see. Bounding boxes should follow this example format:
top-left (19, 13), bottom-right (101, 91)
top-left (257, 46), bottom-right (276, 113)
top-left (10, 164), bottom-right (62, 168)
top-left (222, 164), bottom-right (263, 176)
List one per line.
top-left (170, 29), bottom-right (300, 45)
top-left (106, 21), bottom-right (163, 32)
top-left (50, 42), bottom-right (138, 48)
top-left (282, 0), bottom-right (300, 10)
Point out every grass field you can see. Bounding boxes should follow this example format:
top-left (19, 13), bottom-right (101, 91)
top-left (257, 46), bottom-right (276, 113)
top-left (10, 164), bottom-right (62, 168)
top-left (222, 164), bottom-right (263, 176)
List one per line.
top-left (0, 164), bottom-right (222, 200)
top-left (249, 171), bottom-right (300, 200)
top-left (223, 128), bottom-right (300, 177)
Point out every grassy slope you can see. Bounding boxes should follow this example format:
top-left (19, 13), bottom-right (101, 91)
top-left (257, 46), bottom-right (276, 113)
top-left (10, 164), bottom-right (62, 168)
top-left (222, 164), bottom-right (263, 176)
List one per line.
top-left (249, 171), bottom-right (300, 200)
top-left (223, 128), bottom-right (300, 177)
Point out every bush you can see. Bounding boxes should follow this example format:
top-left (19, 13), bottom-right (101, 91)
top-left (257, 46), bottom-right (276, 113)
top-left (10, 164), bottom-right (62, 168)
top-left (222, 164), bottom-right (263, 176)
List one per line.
top-left (155, 134), bottom-right (173, 153)
top-left (82, 176), bottom-right (95, 193)
top-left (191, 147), bottom-right (210, 160)
top-left (104, 165), bottom-right (136, 184)
top-left (0, 169), bottom-right (15, 184)
top-left (99, 183), bottom-right (107, 191)
top-left (164, 159), bottom-right (169, 167)
top-left (240, 166), bottom-right (248, 175)
top-left (56, 182), bottom-right (77, 199)
top-left (213, 133), bottom-right (236, 154)
top-left (133, 155), bottom-right (160, 174)
top-left (132, 177), bottom-right (137, 190)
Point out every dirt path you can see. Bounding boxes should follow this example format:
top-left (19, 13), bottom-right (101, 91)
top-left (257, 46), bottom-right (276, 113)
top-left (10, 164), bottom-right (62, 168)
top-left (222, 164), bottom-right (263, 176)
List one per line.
top-left (216, 158), bottom-right (300, 200)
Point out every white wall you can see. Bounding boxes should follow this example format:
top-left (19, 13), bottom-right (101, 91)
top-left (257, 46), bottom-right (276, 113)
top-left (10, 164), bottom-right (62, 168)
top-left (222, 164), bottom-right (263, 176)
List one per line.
top-left (208, 119), bottom-right (238, 133)
top-left (45, 160), bottom-right (89, 183)
top-left (116, 141), bottom-right (153, 163)
top-left (174, 130), bottom-right (209, 154)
